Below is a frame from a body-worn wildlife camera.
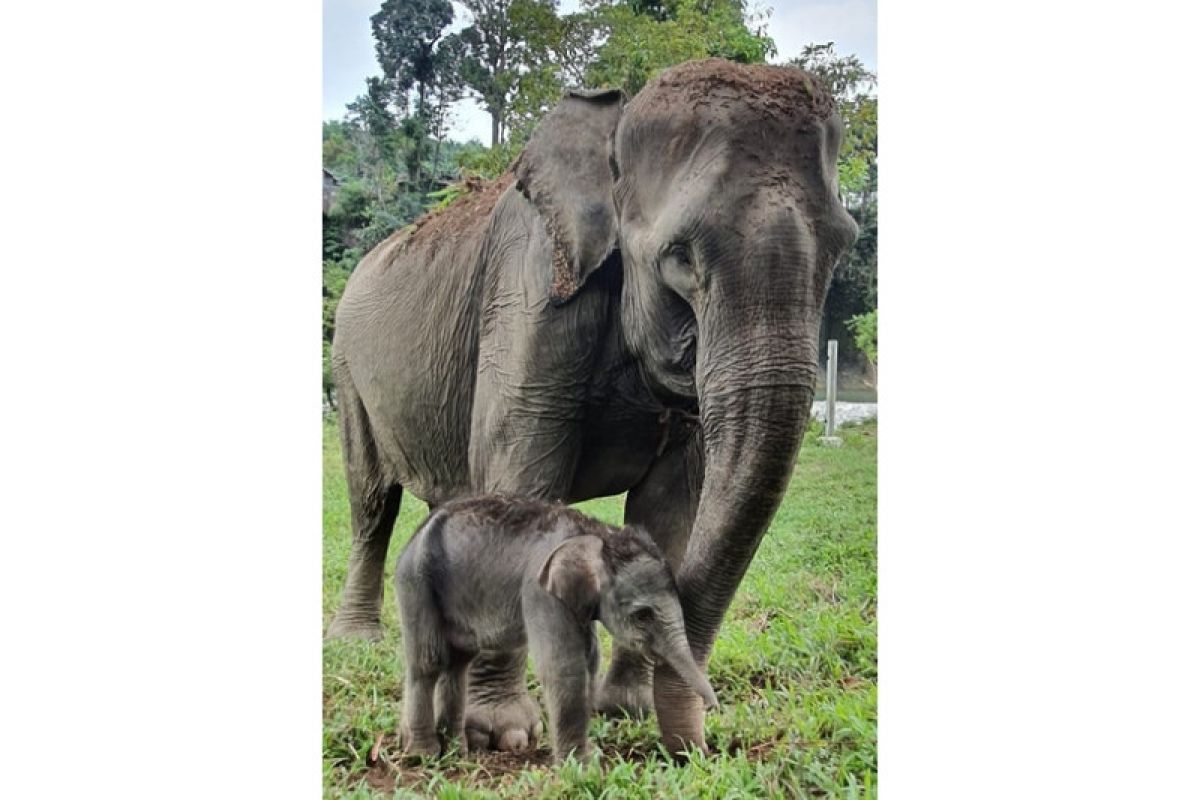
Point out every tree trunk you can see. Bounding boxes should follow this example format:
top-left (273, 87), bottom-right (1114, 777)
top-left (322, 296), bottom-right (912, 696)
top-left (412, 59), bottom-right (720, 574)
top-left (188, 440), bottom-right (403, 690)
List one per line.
top-left (432, 132), bottom-right (443, 182)
top-left (414, 80), bottom-right (429, 193)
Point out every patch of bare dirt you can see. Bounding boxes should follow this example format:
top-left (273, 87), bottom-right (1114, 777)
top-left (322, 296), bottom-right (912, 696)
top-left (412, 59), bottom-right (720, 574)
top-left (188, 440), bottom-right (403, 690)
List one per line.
top-left (725, 734), bottom-right (784, 763)
top-left (355, 731), bottom-right (556, 795)
top-left (352, 726), bottom-right (702, 794)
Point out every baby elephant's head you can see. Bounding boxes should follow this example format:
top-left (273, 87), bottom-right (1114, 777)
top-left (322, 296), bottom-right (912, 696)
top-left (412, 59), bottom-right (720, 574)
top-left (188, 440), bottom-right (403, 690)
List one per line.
top-left (538, 525), bottom-right (718, 711)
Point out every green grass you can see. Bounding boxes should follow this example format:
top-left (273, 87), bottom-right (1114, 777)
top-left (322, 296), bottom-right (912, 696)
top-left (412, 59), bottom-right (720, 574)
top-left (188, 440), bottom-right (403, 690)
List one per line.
top-left (324, 419), bottom-right (877, 798)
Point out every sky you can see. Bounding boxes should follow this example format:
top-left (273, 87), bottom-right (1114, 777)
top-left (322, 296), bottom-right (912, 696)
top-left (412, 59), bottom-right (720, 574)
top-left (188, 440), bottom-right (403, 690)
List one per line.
top-left (323, 0), bottom-right (877, 143)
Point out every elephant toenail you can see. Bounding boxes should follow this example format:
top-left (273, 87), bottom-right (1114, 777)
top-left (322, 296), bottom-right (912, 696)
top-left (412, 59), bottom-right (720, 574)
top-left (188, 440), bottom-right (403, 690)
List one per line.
top-left (498, 730), bottom-right (529, 752)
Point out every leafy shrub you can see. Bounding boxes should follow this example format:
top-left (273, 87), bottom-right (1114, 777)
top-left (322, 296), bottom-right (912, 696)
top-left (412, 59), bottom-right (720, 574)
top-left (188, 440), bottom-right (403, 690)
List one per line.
top-left (847, 309), bottom-right (877, 365)
top-left (847, 309), bottom-right (877, 387)
top-left (454, 138), bottom-right (522, 180)
top-left (426, 182), bottom-right (470, 211)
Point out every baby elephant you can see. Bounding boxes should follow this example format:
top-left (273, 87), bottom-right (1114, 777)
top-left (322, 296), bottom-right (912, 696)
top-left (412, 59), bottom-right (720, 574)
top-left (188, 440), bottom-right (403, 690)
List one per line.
top-left (394, 495), bottom-right (718, 761)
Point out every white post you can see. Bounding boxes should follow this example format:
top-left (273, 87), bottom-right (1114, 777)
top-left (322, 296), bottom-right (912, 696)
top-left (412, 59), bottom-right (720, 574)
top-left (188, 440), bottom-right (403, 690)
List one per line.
top-left (825, 339), bottom-right (838, 437)
top-left (819, 339), bottom-right (843, 447)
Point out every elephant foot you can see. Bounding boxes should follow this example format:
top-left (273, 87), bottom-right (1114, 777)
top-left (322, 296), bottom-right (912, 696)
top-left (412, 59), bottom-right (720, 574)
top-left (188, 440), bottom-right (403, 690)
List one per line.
top-left (551, 742), bottom-right (595, 765)
top-left (399, 728), bottom-right (442, 760)
top-left (464, 650), bottom-right (543, 752)
top-left (324, 613), bottom-right (383, 641)
top-left (464, 692), bottom-right (543, 753)
top-left (593, 673), bottom-right (654, 719)
top-left (654, 662), bottom-right (709, 758)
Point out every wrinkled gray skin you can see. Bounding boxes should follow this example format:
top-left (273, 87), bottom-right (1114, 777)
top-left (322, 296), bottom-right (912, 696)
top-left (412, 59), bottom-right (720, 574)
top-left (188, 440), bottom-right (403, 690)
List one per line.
top-left (395, 496), bottom-right (717, 761)
top-left (329, 59), bottom-right (857, 753)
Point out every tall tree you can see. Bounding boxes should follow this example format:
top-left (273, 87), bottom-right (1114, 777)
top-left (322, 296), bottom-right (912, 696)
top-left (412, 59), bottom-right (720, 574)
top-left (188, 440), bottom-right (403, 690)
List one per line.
top-left (555, 11), bottom-right (601, 86)
top-left (459, 0), bottom-right (561, 146)
top-left (370, 0), bottom-right (456, 189)
top-left (345, 76), bottom-right (399, 159)
top-left (584, 0), bottom-right (775, 96)
top-left (371, 0), bottom-right (455, 109)
top-left (427, 32), bottom-right (467, 181)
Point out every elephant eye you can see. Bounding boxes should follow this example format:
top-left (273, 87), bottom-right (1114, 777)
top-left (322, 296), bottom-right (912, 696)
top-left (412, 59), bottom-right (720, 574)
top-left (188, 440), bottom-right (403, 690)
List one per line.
top-left (665, 242), bottom-right (693, 268)
top-left (632, 607), bottom-right (655, 625)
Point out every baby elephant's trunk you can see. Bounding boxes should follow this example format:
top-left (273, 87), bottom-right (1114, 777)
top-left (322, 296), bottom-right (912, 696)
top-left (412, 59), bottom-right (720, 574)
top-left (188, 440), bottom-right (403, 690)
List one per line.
top-left (657, 629), bottom-right (719, 711)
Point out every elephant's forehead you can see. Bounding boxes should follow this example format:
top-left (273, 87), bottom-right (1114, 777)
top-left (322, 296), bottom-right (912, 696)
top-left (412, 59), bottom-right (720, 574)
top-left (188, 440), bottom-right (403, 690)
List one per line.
top-left (617, 69), bottom-right (841, 204)
top-left (611, 556), bottom-right (673, 593)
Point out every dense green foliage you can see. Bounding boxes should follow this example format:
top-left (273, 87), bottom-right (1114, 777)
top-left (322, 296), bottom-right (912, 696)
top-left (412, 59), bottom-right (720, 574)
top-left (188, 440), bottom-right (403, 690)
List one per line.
top-left (322, 1), bottom-right (879, 399)
top-left (848, 309), bottom-right (878, 387)
top-left (323, 419), bottom-right (877, 797)
top-left (583, 0), bottom-right (775, 96)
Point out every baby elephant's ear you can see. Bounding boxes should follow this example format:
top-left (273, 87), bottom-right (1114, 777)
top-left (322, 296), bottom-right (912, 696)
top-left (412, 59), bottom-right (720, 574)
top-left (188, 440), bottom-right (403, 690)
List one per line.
top-left (537, 535), bottom-right (606, 622)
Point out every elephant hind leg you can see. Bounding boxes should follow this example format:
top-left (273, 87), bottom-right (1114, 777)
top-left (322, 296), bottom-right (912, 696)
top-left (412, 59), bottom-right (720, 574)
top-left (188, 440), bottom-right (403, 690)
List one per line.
top-left (434, 647), bottom-right (473, 753)
top-left (327, 370), bottom-right (402, 640)
top-left (464, 648), bottom-right (543, 753)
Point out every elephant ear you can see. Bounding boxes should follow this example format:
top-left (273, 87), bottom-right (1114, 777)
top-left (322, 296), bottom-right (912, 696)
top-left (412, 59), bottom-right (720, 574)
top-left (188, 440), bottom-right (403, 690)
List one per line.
top-left (537, 534), bottom-right (608, 622)
top-left (514, 88), bottom-right (624, 305)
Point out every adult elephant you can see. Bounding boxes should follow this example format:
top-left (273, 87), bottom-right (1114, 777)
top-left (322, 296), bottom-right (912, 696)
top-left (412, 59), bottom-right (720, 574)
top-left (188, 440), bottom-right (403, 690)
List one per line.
top-left (328, 59), bottom-right (858, 754)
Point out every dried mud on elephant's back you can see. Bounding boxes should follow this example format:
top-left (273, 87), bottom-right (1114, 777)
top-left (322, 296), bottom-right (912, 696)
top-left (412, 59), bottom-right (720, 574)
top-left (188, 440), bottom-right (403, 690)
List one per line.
top-left (401, 173), bottom-right (515, 260)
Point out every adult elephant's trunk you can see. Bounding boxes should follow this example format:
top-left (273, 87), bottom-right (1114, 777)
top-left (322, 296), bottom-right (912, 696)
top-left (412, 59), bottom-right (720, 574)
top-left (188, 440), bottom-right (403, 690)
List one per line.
top-left (655, 364), bottom-right (815, 751)
top-left (654, 270), bottom-right (821, 753)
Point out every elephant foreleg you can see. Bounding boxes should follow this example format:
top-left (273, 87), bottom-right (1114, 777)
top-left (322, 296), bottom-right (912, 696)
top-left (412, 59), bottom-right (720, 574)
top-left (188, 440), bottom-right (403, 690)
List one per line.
top-left (596, 422), bottom-right (703, 718)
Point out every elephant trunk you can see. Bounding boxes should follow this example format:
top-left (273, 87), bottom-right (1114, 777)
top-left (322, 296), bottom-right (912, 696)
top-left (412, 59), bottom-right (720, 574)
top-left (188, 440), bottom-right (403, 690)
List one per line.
top-left (655, 616), bottom-right (720, 711)
top-left (654, 270), bottom-right (821, 753)
top-left (653, 380), bottom-right (813, 750)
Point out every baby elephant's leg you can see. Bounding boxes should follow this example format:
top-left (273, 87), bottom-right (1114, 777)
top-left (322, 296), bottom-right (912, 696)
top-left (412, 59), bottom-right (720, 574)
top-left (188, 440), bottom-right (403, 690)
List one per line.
top-left (435, 649), bottom-right (472, 754)
top-left (585, 624), bottom-right (601, 710)
top-left (529, 620), bottom-right (595, 761)
top-left (397, 581), bottom-right (445, 757)
top-left (538, 649), bottom-right (593, 760)
top-left (402, 667), bottom-right (441, 757)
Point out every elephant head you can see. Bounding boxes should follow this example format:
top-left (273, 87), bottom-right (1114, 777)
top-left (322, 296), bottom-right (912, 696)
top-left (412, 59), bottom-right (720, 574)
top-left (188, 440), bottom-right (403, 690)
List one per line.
top-left (518, 59), bottom-right (858, 750)
top-left (538, 526), bottom-right (719, 712)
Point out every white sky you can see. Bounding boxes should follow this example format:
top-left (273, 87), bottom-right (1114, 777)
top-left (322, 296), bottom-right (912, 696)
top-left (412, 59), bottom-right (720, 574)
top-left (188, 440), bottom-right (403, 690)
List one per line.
top-left (323, 0), bottom-right (877, 143)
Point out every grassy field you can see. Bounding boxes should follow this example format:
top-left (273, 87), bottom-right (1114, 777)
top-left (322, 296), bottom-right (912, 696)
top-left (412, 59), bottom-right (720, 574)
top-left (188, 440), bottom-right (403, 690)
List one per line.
top-left (323, 419), bottom-right (877, 798)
